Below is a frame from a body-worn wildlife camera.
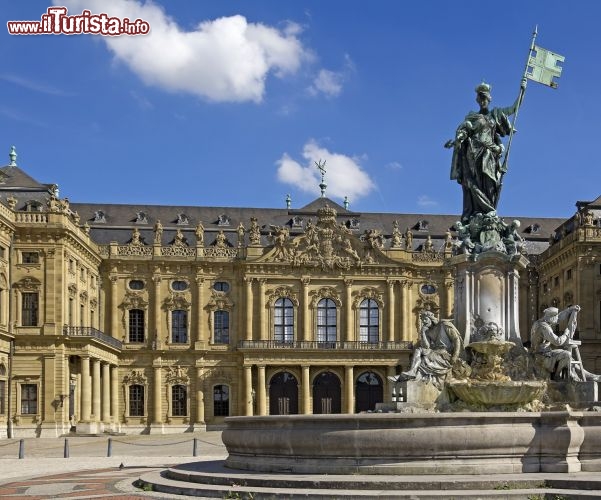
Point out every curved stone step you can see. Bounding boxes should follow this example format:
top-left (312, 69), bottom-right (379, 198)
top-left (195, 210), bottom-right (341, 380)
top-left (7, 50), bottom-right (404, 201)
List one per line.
top-left (136, 461), bottom-right (601, 499)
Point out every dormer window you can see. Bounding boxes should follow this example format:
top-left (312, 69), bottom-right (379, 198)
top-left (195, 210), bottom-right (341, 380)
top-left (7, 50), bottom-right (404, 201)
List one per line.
top-left (135, 212), bottom-right (148, 224)
top-left (176, 213), bottom-right (189, 225)
top-left (415, 220), bottom-right (429, 231)
top-left (92, 210), bottom-right (106, 223)
top-left (217, 214), bottom-right (231, 226)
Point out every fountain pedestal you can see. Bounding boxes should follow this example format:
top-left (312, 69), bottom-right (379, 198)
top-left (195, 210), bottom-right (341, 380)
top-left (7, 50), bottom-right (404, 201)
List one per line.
top-left (451, 252), bottom-right (529, 346)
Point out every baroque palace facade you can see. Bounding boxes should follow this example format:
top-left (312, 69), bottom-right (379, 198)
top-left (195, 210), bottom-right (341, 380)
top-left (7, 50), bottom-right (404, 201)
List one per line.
top-left (0, 149), bottom-right (600, 438)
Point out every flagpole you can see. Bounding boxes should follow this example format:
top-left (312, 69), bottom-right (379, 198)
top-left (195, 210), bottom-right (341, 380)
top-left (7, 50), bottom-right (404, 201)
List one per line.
top-left (500, 26), bottom-right (538, 177)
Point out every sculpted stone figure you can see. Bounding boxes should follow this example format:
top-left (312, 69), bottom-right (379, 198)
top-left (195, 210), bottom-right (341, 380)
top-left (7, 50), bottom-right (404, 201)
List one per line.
top-left (531, 305), bottom-right (601, 382)
top-left (445, 81), bottom-right (523, 222)
top-left (389, 310), bottom-right (468, 390)
top-left (153, 220), bottom-right (163, 244)
top-left (531, 305), bottom-right (578, 381)
top-left (195, 221), bottom-right (204, 246)
top-left (248, 217), bottom-right (261, 245)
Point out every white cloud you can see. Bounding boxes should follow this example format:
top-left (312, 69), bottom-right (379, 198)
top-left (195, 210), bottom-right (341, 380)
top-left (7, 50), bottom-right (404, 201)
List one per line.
top-left (309, 69), bottom-right (343, 97)
top-left (385, 161), bottom-right (403, 170)
top-left (55, 0), bottom-right (309, 103)
top-left (308, 53), bottom-right (354, 98)
top-left (0, 74), bottom-right (72, 96)
top-left (417, 195), bottom-right (438, 208)
top-left (276, 140), bottom-right (375, 201)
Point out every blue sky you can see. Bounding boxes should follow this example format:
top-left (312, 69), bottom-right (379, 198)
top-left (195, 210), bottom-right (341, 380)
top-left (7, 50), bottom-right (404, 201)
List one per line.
top-left (0, 0), bottom-right (599, 218)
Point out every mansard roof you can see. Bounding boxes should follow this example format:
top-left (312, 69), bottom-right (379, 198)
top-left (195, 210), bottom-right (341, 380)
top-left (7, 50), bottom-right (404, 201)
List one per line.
top-left (0, 163), bottom-right (567, 254)
top-left (0, 165), bottom-right (53, 191)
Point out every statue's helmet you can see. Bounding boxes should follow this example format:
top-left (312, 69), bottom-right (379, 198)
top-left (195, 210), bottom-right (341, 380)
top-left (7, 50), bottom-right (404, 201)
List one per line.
top-left (475, 82), bottom-right (492, 99)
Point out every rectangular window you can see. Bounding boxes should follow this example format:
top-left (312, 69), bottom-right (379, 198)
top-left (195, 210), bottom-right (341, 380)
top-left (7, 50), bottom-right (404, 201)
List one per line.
top-left (171, 310), bottom-right (188, 343)
top-left (22, 292), bottom-right (39, 326)
top-left (128, 309), bottom-right (145, 343)
top-left (566, 269), bottom-right (572, 280)
top-left (214, 311), bottom-right (229, 344)
top-left (129, 385), bottom-right (144, 417)
top-left (22, 252), bottom-right (39, 264)
top-left (554, 276), bottom-right (559, 287)
top-left (0, 246), bottom-right (6, 259)
top-left (213, 385), bottom-right (229, 416)
top-left (172, 385), bottom-right (187, 417)
top-left (21, 384), bottom-right (37, 414)
top-left (0, 380), bottom-right (5, 414)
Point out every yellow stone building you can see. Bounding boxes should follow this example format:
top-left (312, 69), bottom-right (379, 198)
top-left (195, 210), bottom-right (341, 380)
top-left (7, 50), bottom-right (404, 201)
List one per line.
top-left (0, 150), bottom-right (599, 438)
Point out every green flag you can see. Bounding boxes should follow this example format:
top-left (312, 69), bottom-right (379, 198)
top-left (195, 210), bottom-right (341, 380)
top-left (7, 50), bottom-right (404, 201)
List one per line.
top-left (526, 45), bottom-right (565, 88)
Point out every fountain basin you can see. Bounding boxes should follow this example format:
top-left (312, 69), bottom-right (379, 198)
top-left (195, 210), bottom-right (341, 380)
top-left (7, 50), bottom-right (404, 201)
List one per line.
top-left (223, 412), bottom-right (600, 475)
top-left (448, 379), bottom-right (546, 406)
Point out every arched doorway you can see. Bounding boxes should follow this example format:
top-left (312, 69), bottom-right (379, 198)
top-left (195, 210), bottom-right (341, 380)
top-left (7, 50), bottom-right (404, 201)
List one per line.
top-left (355, 371), bottom-right (383, 412)
top-left (312, 371), bottom-right (341, 414)
top-left (269, 371), bottom-right (299, 415)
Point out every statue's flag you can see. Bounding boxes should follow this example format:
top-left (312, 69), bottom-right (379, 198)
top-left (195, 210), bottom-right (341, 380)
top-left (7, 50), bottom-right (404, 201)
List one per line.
top-left (526, 45), bottom-right (565, 88)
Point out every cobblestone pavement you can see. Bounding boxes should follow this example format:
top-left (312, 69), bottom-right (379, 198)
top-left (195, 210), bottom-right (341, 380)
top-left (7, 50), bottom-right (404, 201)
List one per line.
top-left (0, 432), bottom-right (226, 499)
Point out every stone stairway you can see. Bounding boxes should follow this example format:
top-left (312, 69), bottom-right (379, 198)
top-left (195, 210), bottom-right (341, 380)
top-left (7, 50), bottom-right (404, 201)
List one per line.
top-left (136, 459), bottom-right (601, 499)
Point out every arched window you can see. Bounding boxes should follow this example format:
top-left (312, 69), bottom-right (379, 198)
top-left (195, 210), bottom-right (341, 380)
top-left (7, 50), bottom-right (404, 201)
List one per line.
top-left (359, 299), bottom-right (379, 343)
top-left (213, 384), bottom-right (229, 416)
top-left (129, 309), bottom-right (145, 343)
top-left (214, 310), bottom-right (229, 344)
top-left (171, 310), bottom-right (188, 343)
top-left (355, 371), bottom-right (383, 412)
top-left (129, 385), bottom-right (144, 416)
top-left (317, 298), bottom-right (337, 342)
top-left (274, 298), bottom-right (294, 343)
top-left (172, 385), bottom-right (187, 417)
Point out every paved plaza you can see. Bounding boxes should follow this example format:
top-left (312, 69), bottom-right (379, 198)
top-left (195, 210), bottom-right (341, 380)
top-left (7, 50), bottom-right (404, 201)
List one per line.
top-left (0, 431), bottom-right (227, 499)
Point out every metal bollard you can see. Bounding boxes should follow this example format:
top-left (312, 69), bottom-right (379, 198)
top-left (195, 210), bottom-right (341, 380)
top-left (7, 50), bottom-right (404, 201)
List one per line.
top-left (107, 437), bottom-right (112, 457)
top-left (18, 439), bottom-right (24, 459)
top-left (64, 438), bottom-right (69, 458)
top-left (193, 438), bottom-right (198, 457)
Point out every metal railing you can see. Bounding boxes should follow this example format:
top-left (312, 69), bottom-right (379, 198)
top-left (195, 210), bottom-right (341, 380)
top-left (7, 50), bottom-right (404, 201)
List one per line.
top-left (238, 340), bottom-right (412, 350)
top-left (63, 326), bottom-right (122, 350)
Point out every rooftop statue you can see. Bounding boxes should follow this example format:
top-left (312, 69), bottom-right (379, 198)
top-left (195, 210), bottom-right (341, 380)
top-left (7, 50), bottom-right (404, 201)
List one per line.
top-left (445, 80), bottom-right (524, 223)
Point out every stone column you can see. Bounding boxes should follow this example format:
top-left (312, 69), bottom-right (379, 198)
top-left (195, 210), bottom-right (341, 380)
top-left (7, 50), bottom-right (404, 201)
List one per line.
top-left (301, 278), bottom-right (310, 342)
top-left (92, 359), bottom-right (101, 420)
top-left (345, 365), bottom-right (354, 414)
top-left (110, 276), bottom-right (119, 339)
top-left (258, 279), bottom-right (267, 341)
top-left (301, 365), bottom-right (311, 414)
top-left (195, 276), bottom-right (206, 344)
top-left (153, 366), bottom-right (162, 424)
top-left (344, 279), bottom-right (353, 342)
top-left (153, 275), bottom-right (161, 346)
top-left (257, 365), bottom-right (266, 416)
top-left (110, 365), bottom-right (119, 424)
top-left (244, 278), bottom-right (253, 341)
top-left (243, 365), bottom-right (253, 416)
top-left (101, 362), bottom-right (110, 423)
top-left (80, 357), bottom-right (91, 422)
top-left (196, 367), bottom-right (205, 424)
top-left (443, 280), bottom-right (454, 319)
top-left (400, 281), bottom-right (412, 341)
top-left (387, 279), bottom-right (395, 342)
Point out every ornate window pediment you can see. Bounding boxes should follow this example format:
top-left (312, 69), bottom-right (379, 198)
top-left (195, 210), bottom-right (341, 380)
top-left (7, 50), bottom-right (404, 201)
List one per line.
top-left (163, 291), bottom-right (191, 311)
top-left (206, 290), bottom-right (234, 311)
top-left (165, 365), bottom-right (190, 385)
top-left (13, 277), bottom-right (41, 291)
top-left (352, 287), bottom-right (384, 308)
top-left (268, 286), bottom-right (299, 307)
top-left (310, 286), bottom-right (341, 308)
top-left (120, 290), bottom-right (148, 310)
top-left (123, 369), bottom-right (148, 386)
